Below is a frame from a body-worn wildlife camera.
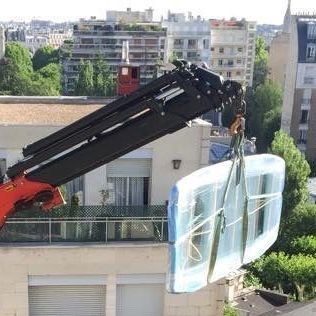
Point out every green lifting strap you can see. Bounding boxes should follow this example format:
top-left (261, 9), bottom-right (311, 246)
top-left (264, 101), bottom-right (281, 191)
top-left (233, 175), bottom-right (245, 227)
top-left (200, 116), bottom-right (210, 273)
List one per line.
top-left (208, 131), bottom-right (249, 278)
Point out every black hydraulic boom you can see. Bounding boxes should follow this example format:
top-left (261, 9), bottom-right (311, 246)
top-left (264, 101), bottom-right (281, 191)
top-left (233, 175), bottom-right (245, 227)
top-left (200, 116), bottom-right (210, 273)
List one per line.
top-left (7, 64), bottom-right (245, 187)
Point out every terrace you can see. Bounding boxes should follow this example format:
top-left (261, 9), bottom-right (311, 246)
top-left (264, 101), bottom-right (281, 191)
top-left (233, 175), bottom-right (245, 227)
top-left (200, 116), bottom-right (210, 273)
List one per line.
top-left (0, 205), bottom-right (168, 244)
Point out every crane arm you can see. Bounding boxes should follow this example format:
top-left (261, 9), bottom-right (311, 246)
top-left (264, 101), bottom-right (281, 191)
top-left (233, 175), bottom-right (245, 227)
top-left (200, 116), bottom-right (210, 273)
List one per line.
top-left (0, 64), bottom-right (245, 228)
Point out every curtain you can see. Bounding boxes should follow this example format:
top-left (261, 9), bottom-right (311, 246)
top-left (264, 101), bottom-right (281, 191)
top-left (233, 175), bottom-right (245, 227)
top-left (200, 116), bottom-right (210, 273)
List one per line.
top-left (107, 177), bottom-right (147, 206)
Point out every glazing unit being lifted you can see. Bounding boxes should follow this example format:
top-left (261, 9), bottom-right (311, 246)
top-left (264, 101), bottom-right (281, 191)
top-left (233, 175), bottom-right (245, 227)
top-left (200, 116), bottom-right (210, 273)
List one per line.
top-left (0, 63), bottom-right (245, 228)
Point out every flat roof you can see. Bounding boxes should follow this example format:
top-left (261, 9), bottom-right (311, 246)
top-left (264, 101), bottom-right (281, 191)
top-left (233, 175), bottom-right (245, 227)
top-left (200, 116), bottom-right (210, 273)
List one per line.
top-left (0, 103), bottom-right (103, 126)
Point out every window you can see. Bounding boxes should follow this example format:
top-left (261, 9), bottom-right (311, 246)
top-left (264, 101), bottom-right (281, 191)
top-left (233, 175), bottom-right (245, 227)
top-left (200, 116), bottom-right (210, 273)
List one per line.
top-left (174, 39), bottom-right (184, 48)
top-left (300, 110), bottom-right (309, 124)
top-left (306, 44), bottom-right (316, 61)
top-left (203, 39), bottom-right (209, 49)
top-left (176, 51), bottom-right (183, 58)
top-left (228, 60), bottom-right (234, 66)
top-left (237, 59), bottom-right (242, 64)
top-left (307, 23), bottom-right (316, 39)
top-left (211, 47), bottom-right (215, 51)
top-left (107, 177), bottom-right (149, 206)
top-left (187, 51), bottom-right (198, 58)
top-left (226, 71), bottom-right (232, 78)
top-left (249, 33), bottom-right (255, 38)
top-left (64, 176), bottom-right (84, 204)
top-left (219, 47), bottom-right (224, 53)
top-left (188, 39), bottom-right (197, 49)
top-left (131, 67), bottom-right (138, 79)
top-left (145, 39), bottom-right (158, 45)
top-left (299, 130), bottom-right (308, 144)
top-left (81, 38), bottom-right (93, 44)
top-left (237, 47), bottom-right (243, 53)
top-left (302, 97), bottom-right (311, 105)
top-left (236, 71), bottom-right (241, 76)
top-left (304, 77), bottom-right (314, 84)
top-left (218, 59), bottom-right (223, 66)
top-left (121, 67), bottom-right (129, 75)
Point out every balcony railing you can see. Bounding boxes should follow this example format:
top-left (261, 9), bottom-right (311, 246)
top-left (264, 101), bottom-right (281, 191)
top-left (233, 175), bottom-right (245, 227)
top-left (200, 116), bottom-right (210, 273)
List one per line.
top-left (0, 205), bottom-right (168, 244)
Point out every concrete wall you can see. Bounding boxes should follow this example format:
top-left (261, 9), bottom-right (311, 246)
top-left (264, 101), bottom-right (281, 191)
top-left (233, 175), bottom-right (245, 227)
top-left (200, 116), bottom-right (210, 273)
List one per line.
top-left (281, 18), bottom-right (298, 133)
top-left (268, 32), bottom-right (290, 89)
top-left (0, 244), bottom-right (225, 316)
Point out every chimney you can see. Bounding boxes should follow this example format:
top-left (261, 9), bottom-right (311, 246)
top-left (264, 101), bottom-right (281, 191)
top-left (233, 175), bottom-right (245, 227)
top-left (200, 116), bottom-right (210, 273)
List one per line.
top-left (122, 41), bottom-right (130, 64)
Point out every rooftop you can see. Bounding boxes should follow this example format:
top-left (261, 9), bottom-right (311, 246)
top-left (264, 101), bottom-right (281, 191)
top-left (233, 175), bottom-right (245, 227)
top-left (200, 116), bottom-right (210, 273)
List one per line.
top-left (234, 289), bottom-right (316, 316)
top-left (0, 96), bottom-right (111, 126)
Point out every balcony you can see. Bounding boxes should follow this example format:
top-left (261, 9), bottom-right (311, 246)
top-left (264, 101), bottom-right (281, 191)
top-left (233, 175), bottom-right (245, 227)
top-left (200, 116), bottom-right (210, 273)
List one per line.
top-left (0, 205), bottom-right (168, 244)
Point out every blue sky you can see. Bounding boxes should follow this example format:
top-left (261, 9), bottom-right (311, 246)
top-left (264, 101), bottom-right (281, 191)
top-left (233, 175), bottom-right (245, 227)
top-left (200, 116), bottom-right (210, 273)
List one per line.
top-left (1, 0), bottom-right (315, 24)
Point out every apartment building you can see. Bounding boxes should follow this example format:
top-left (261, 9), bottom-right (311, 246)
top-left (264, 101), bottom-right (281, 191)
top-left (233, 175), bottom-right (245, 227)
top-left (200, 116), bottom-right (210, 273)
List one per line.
top-left (268, 0), bottom-right (291, 89)
top-left (0, 96), bottom-right (231, 316)
top-left (162, 12), bottom-right (211, 65)
top-left (282, 14), bottom-right (316, 159)
top-left (61, 16), bottom-right (166, 93)
top-left (210, 18), bottom-right (256, 86)
top-left (106, 7), bottom-right (154, 23)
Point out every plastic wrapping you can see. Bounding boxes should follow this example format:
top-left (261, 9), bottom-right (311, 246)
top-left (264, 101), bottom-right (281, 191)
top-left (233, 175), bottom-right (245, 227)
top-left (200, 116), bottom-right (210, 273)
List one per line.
top-left (167, 154), bottom-right (285, 293)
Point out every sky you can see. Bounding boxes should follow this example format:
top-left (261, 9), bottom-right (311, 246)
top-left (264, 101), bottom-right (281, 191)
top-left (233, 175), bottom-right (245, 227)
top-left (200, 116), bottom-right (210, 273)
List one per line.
top-left (1, 0), bottom-right (315, 25)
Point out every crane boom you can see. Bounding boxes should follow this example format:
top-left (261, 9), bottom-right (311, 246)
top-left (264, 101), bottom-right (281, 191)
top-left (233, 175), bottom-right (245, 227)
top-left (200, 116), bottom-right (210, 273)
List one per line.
top-left (0, 64), bottom-right (244, 228)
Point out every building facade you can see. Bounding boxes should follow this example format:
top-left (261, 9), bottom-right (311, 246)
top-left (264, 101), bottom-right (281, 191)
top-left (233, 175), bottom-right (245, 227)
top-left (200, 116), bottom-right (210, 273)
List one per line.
top-left (281, 15), bottom-right (316, 159)
top-left (61, 17), bottom-right (166, 93)
top-left (209, 18), bottom-right (256, 86)
top-left (106, 7), bottom-right (154, 23)
top-left (0, 97), bottom-right (231, 316)
top-left (162, 13), bottom-right (211, 65)
top-left (268, 0), bottom-right (291, 89)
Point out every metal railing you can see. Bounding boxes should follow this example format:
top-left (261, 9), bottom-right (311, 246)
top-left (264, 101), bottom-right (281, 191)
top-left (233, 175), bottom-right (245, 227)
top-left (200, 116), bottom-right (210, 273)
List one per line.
top-left (0, 205), bottom-right (168, 244)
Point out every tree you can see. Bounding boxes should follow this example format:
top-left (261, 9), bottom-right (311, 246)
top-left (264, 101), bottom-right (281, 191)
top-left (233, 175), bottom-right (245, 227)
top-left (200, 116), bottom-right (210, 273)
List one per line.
top-left (37, 63), bottom-right (62, 94)
top-left (262, 108), bottom-right (281, 150)
top-left (74, 60), bottom-right (94, 96)
top-left (271, 131), bottom-right (310, 218)
top-left (32, 45), bottom-right (59, 70)
top-left (253, 37), bottom-right (269, 88)
top-left (290, 235), bottom-right (316, 256)
top-left (250, 252), bottom-right (316, 301)
top-left (0, 43), bottom-right (62, 96)
top-left (276, 203), bottom-right (316, 251)
top-left (247, 81), bottom-right (283, 152)
top-left (5, 42), bottom-right (33, 75)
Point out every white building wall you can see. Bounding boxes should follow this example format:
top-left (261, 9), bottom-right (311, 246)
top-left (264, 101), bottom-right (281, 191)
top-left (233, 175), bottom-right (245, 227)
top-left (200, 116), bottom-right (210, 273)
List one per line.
top-left (0, 244), bottom-right (225, 316)
top-left (0, 124), bottom-right (210, 206)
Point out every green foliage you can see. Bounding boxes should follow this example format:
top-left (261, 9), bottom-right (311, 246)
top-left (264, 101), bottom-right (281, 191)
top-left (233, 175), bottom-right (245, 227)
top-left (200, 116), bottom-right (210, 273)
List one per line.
top-left (223, 303), bottom-right (239, 316)
top-left (262, 108), bottom-right (281, 150)
top-left (37, 63), bottom-right (62, 94)
top-left (250, 252), bottom-right (316, 301)
top-left (32, 45), bottom-right (59, 70)
top-left (253, 37), bottom-right (269, 89)
top-left (74, 58), bottom-right (115, 96)
top-left (243, 272), bottom-right (262, 288)
top-left (307, 159), bottom-right (316, 177)
top-left (5, 42), bottom-right (33, 75)
top-left (271, 131), bottom-right (310, 218)
top-left (0, 42), bottom-right (62, 96)
top-left (290, 235), bottom-right (316, 256)
top-left (247, 81), bottom-right (283, 152)
top-left (74, 60), bottom-right (94, 96)
top-left (277, 203), bottom-right (316, 251)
